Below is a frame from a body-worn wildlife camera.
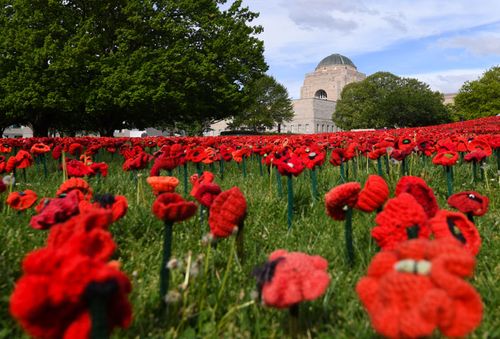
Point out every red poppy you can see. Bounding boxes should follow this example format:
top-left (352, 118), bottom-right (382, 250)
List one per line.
top-left (68, 143), bottom-right (84, 156)
top-left (30, 190), bottom-right (81, 230)
top-left (11, 150), bottom-right (34, 169)
top-left (329, 148), bottom-right (346, 166)
top-left (80, 194), bottom-right (129, 222)
top-left (30, 143), bottom-right (51, 155)
top-left (429, 210), bottom-right (481, 256)
top-left (6, 190), bottom-right (38, 211)
top-left (56, 178), bottom-right (93, 201)
top-left (150, 156), bottom-right (178, 176)
top-left (186, 146), bottom-right (208, 163)
top-left (324, 182), bottom-right (361, 221)
top-left (122, 152), bottom-right (151, 171)
top-left (297, 146), bottom-right (325, 169)
top-left (52, 145), bottom-right (63, 160)
top-left (395, 176), bottom-right (438, 218)
top-left (253, 249), bottom-right (330, 309)
top-left (447, 191), bottom-right (489, 217)
top-left (190, 171), bottom-right (215, 197)
top-left (208, 187), bottom-right (247, 238)
top-left (356, 238), bottom-right (482, 338)
top-left (66, 159), bottom-right (94, 177)
top-left (0, 143), bottom-right (12, 153)
top-left (355, 175), bottom-right (389, 212)
top-left (372, 193), bottom-right (431, 250)
top-left (274, 153), bottom-right (305, 177)
top-left (467, 139), bottom-right (492, 156)
top-left (193, 182), bottom-right (222, 207)
top-left (432, 151), bottom-right (459, 166)
top-left (89, 162), bottom-right (109, 177)
top-left (147, 176), bottom-right (179, 195)
top-left (464, 150), bottom-right (488, 162)
top-left (152, 193), bottom-right (197, 223)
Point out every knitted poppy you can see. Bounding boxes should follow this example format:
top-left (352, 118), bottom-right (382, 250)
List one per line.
top-left (355, 175), bottom-right (389, 212)
top-left (253, 250), bottom-right (330, 309)
top-left (89, 162), bottom-right (109, 177)
top-left (14, 150), bottom-right (34, 169)
top-left (122, 152), bottom-right (151, 171)
top-left (193, 182), bottom-right (222, 207)
top-left (80, 194), bottom-right (129, 222)
top-left (429, 210), bottom-right (481, 256)
top-left (29, 190), bottom-right (81, 230)
top-left (274, 154), bottom-right (305, 177)
top-left (447, 191), bottom-right (489, 217)
top-left (6, 190), bottom-right (38, 211)
top-left (467, 139), bottom-right (492, 156)
top-left (150, 156), bottom-right (178, 176)
top-left (152, 193), bottom-right (197, 223)
top-left (186, 146), bottom-right (208, 163)
top-left (146, 176), bottom-right (179, 195)
top-left (395, 176), bottom-right (438, 218)
top-left (208, 187), bottom-right (247, 238)
top-left (432, 151), bottom-right (459, 166)
top-left (298, 146), bottom-right (325, 169)
top-left (356, 238), bottom-right (482, 338)
top-left (324, 182), bottom-right (361, 221)
top-left (463, 150), bottom-right (488, 163)
top-left (51, 145), bottom-right (63, 160)
top-left (190, 171), bottom-right (215, 197)
top-left (372, 193), bottom-right (431, 250)
top-left (329, 148), bottom-right (346, 166)
top-left (56, 178), bottom-right (93, 200)
top-left (68, 143), bottom-right (84, 155)
top-left (0, 143), bottom-right (12, 153)
top-left (66, 159), bottom-right (94, 177)
top-left (30, 143), bottom-right (51, 155)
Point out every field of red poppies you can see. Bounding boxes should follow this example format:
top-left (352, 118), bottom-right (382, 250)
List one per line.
top-left (1, 116), bottom-right (499, 338)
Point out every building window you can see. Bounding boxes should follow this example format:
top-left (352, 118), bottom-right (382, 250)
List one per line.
top-left (321, 124), bottom-right (325, 132)
top-left (305, 124), bottom-right (309, 133)
top-left (297, 124), bottom-right (301, 133)
top-left (314, 89), bottom-right (327, 99)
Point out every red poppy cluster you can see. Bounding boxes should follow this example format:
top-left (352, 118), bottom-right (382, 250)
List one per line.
top-left (10, 181), bottom-right (132, 338)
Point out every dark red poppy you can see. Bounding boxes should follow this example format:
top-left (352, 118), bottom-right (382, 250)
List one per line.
top-left (186, 146), bottom-right (208, 163)
top-left (56, 178), bottom-right (93, 201)
top-left (6, 190), bottom-right (38, 211)
top-left (190, 171), bottom-right (215, 197)
top-left (372, 193), bottom-right (431, 250)
top-left (429, 210), bottom-right (481, 256)
top-left (122, 152), bottom-right (151, 171)
top-left (150, 156), bottom-right (178, 176)
top-left (356, 238), bottom-right (482, 338)
top-left (66, 159), bottom-right (94, 177)
top-left (152, 193), bottom-right (197, 223)
top-left (68, 143), bottom-right (84, 156)
top-left (324, 182), bottom-right (361, 221)
top-left (30, 143), bottom-right (51, 155)
top-left (193, 182), bottom-right (222, 207)
top-left (432, 151), bottom-right (459, 166)
top-left (274, 153), bottom-right (305, 177)
top-left (89, 162), bottom-right (109, 177)
top-left (252, 249), bottom-right (330, 309)
top-left (464, 150), bottom-right (488, 162)
top-left (355, 175), bottom-right (389, 212)
top-left (395, 176), bottom-right (439, 218)
top-left (79, 194), bottom-right (129, 222)
top-left (447, 191), bottom-right (489, 217)
top-left (52, 145), bottom-right (63, 160)
top-left (208, 187), bottom-right (247, 238)
top-left (329, 148), bottom-right (346, 166)
top-left (30, 190), bottom-right (81, 230)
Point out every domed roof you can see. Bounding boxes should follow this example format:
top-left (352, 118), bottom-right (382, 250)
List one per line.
top-left (315, 53), bottom-right (356, 70)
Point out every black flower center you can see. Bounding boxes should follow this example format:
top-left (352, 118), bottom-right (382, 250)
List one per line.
top-left (94, 194), bottom-right (116, 208)
top-left (447, 217), bottom-right (466, 244)
top-left (252, 257), bottom-right (285, 296)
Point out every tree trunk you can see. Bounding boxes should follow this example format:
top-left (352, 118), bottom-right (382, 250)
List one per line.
top-left (100, 127), bottom-right (115, 137)
top-left (32, 123), bottom-right (49, 137)
top-left (277, 123), bottom-right (281, 133)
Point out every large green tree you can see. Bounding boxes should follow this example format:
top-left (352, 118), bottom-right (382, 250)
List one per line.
top-left (228, 75), bottom-right (294, 132)
top-left (334, 72), bottom-right (449, 130)
top-left (0, 0), bottom-right (267, 136)
top-left (453, 66), bottom-right (500, 121)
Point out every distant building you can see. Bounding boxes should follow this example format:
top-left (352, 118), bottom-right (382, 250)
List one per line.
top-left (206, 53), bottom-right (366, 135)
top-left (443, 93), bottom-right (457, 105)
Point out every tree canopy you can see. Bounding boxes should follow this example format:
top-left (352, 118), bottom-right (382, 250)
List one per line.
top-left (452, 66), bottom-right (500, 121)
top-left (0, 0), bottom-right (267, 136)
top-left (228, 75), bottom-right (294, 132)
top-left (333, 72), bottom-right (449, 130)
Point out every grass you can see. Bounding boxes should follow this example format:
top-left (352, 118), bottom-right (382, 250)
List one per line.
top-left (1, 150), bottom-right (499, 338)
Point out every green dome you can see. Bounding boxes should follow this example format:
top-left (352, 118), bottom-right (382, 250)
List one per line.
top-left (316, 54), bottom-right (356, 70)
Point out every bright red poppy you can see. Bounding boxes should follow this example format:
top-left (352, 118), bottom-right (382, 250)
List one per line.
top-left (6, 190), bottom-right (38, 211)
top-left (395, 176), bottom-right (438, 218)
top-left (208, 187), bottom-right (247, 238)
top-left (152, 193), bottom-right (197, 223)
top-left (324, 182), bottom-right (361, 221)
top-left (355, 175), bottom-right (389, 212)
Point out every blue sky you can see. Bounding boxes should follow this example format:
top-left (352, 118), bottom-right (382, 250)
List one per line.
top-left (242, 0), bottom-right (500, 99)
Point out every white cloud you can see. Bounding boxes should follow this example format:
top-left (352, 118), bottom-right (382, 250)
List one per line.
top-left (438, 32), bottom-right (500, 56)
top-left (403, 69), bottom-right (485, 93)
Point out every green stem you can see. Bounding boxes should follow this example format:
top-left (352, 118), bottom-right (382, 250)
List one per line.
top-left (258, 155), bottom-right (264, 176)
top-left (183, 163), bottom-right (188, 195)
top-left (472, 161), bottom-right (478, 183)
top-left (236, 219), bottom-right (245, 264)
top-left (287, 175), bottom-right (294, 230)
top-left (275, 169), bottom-right (283, 198)
top-left (310, 168), bottom-right (318, 201)
top-left (160, 221), bottom-right (174, 303)
top-left (219, 160), bottom-right (224, 180)
top-left (89, 291), bottom-right (110, 339)
top-left (377, 157), bottom-right (383, 176)
top-left (42, 154), bottom-right (47, 178)
top-left (340, 161), bottom-right (345, 183)
top-left (196, 162), bottom-right (203, 176)
top-left (289, 304), bottom-right (299, 338)
top-left (344, 207), bottom-right (354, 267)
top-left (446, 166), bottom-right (453, 197)
top-left (242, 156), bottom-right (247, 178)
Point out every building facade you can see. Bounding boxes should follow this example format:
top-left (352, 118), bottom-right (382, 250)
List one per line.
top-left (206, 53), bottom-right (366, 135)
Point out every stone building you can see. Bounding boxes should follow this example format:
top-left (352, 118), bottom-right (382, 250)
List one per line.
top-left (207, 53), bottom-right (366, 135)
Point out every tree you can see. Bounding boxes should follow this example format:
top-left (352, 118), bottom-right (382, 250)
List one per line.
top-left (334, 72), bottom-right (450, 130)
top-left (228, 75), bottom-right (294, 132)
top-left (0, 0), bottom-right (267, 136)
top-left (453, 66), bottom-right (500, 120)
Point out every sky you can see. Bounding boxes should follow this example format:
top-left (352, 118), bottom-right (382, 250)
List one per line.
top-left (241, 0), bottom-right (500, 99)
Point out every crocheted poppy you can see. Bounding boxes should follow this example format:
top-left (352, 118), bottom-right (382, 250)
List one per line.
top-left (298, 146), bottom-right (325, 169)
top-left (208, 187), bottom-right (247, 238)
top-left (253, 250), bottom-right (330, 309)
top-left (274, 154), bottom-right (305, 177)
top-left (372, 193), bottom-right (431, 250)
top-left (146, 176), bottom-right (179, 195)
top-left (150, 156), bottom-right (178, 176)
top-left (79, 194), bottom-right (129, 222)
top-left (432, 151), bottom-right (459, 166)
top-left (356, 238), bottom-right (482, 338)
top-left (66, 159), bottom-right (94, 177)
top-left (467, 139), bottom-right (492, 156)
top-left (89, 162), bottom-right (109, 177)
top-left (464, 150), bottom-right (488, 163)
top-left (30, 143), bottom-right (51, 155)
top-left (329, 148), bottom-right (346, 166)
top-left (122, 152), bottom-right (151, 171)
top-left (193, 182), bottom-right (222, 207)
top-left (395, 176), bottom-right (438, 218)
top-left (324, 182), bottom-right (361, 221)
top-left (429, 210), bottom-right (481, 256)
top-left (186, 146), bottom-right (208, 163)
top-left (30, 190), bottom-right (81, 230)
top-left (447, 191), bottom-right (489, 217)
top-left (68, 142), bottom-right (84, 155)
top-left (152, 193), bottom-right (197, 223)
top-left (6, 190), bottom-right (38, 211)
top-left (190, 171), bottom-right (215, 197)
top-left (14, 150), bottom-right (33, 169)
top-left (355, 175), bottom-right (389, 212)
top-left (56, 178), bottom-right (93, 200)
